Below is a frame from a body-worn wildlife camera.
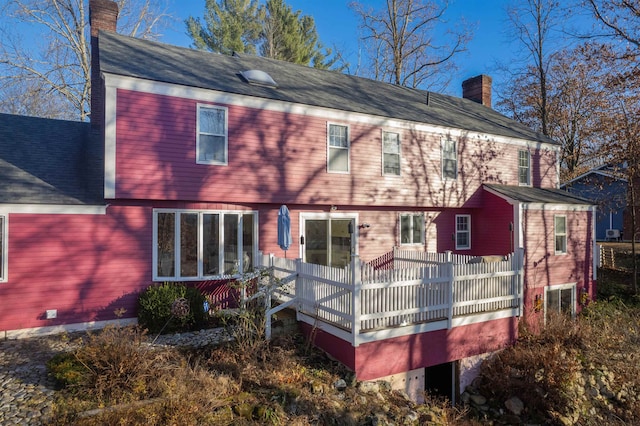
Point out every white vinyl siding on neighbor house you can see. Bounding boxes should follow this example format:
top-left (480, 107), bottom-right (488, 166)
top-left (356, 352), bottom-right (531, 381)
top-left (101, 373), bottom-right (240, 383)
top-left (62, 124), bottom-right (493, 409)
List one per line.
top-left (518, 150), bottom-right (531, 185)
top-left (455, 214), bottom-right (471, 250)
top-left (196, 104), bottom-right (228, 165)
top-left (400, 213), bottom-right (424, 245)
top-left (382, 131), bottom-right (401, 176)
top-left (554, 215), bottom-right (567, 254)
top-left (0, 215), bottom-right (6, 282)
top-left (327, 123), bottom-right (350, 173)
top-left (153, 209), bottom-right (257, 281)
top-left (442, 137), bottom-right (457, 180)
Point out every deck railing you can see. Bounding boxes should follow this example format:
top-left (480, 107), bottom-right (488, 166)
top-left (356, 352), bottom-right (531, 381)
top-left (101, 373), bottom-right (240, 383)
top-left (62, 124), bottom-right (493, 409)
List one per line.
top-left (259, 249), bottom-right (523, 346)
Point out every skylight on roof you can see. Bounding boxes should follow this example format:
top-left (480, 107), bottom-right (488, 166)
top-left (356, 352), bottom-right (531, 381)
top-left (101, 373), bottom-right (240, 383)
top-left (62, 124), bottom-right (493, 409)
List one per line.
top-left (240, 69), bottom-right (277, 88)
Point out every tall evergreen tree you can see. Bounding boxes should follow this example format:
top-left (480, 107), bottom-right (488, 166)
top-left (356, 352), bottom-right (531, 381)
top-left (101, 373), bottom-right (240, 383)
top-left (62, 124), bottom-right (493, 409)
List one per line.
top-left (186, 0), bottom-right (341, 69)
top-left (185, 0), bottom-right (262, 55)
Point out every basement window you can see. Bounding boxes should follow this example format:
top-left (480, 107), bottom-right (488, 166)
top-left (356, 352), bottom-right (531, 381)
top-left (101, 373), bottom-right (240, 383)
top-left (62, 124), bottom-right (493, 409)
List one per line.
top-left (240, 70), bottom-right (277, 88)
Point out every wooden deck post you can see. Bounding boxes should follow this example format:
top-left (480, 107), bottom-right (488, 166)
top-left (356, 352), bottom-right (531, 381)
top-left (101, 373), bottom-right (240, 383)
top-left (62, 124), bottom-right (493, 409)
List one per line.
top-left (351, 255), bottom-right (361, 347)
top-left (446, 251), bottom-right (454, 329)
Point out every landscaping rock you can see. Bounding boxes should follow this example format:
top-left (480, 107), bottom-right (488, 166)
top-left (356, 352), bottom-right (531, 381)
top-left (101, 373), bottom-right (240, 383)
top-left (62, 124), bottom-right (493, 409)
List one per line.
top-left (505, 396), bottom-right (524, 415)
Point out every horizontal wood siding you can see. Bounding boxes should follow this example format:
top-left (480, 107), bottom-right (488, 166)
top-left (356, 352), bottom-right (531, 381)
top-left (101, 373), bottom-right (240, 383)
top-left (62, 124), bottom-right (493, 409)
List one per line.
top-left (0, 205), bottom-right (152, 332)
top-left (114, 89), bottom-right (558, 208)
top-left (354, 317), bottom-right (517, 380)
top-left (523, 208), bottom-right (593, 292)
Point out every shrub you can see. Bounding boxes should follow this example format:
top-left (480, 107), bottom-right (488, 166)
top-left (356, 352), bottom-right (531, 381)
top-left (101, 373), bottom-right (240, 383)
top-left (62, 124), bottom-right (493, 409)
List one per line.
top-left (138, 282), bottom-right (208, 334)
top-left (47, 352), bottom-right (87, 389)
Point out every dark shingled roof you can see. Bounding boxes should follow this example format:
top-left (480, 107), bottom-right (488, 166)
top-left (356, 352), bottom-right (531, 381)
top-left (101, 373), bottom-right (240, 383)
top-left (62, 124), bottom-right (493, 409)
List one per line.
top-left (0, 113), bottom-right (103, 205)
top-left (98, 31), bottom-right (556, 145)
top-left (485, 184), bottom-right (594, 205)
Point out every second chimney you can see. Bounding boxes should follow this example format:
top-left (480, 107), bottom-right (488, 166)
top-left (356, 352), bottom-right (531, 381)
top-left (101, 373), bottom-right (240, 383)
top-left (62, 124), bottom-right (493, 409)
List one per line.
top-left (90, 0), bottom-right (119, 132)
top-left (462, 75), bottom-right (492, 108)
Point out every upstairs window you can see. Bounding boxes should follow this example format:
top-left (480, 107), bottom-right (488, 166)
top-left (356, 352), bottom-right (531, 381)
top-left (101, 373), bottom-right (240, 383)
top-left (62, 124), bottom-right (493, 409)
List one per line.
top-left (554, 215), bottom-right (567, 254)
top-left (518, 150), bottom-right (531, 185)
top-left (382, 131), bottom-right (401, 176)
top-left (154, 209), bottom-right (257, 280)
top-left (400, 213), bottom-right (424, 245)
top-left (442, 137), bottom-right (457, 180)
top-left (455, 214), bottom-right (471, 250)
top-left (0, 215), bottom-right (5, 282)
top-left (328, 123), bottom-right (349, 173)
top-left (197, 105), bottom-right (228, 165)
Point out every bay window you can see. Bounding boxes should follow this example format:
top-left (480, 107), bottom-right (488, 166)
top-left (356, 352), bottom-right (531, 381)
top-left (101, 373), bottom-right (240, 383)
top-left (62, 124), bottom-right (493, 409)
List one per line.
top-left (154, 209), bottom-right (257, 280)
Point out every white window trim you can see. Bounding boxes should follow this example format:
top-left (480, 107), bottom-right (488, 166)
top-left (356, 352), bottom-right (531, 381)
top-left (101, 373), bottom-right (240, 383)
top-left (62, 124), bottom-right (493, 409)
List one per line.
top-left (554, 215), bottom-right (567, 255)
top-left (196, 104), bottom-right (229, 166)
top-left (382, 130), bottom-right (401, 176)
top-left (327, 122), bottom-right (350, 174)
top-left (152, 209), bottom-right (258, 281)
top-left (518, 149), bottom-right (531, 186)
top-left (455, 214), bottom-right (471, 250)
top-left (0, 214), bottom-right (7, 283)
top-left (544, 283), bottom-right (576, 320)
top-left (441, 136), bottom-right (458, 180)
top-left (399, 213), bottom-right (425, 246)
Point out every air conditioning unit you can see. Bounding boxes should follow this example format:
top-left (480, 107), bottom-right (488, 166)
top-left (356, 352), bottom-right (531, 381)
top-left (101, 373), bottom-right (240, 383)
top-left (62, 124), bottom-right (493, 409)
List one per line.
top-left (606, 229), bottom-right (620, 240)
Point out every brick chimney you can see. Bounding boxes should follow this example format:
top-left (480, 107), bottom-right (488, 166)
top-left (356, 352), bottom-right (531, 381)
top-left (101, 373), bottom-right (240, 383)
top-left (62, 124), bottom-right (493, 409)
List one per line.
top-left (462, 75), bottom-right (492, 108)
top-left (90, 0), bottom-right (118, 132)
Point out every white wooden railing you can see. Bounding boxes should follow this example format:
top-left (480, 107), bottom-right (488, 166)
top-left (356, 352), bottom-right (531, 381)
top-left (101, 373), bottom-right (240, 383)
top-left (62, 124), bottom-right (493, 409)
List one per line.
top-left (258, 249), bottom-right (523, 346)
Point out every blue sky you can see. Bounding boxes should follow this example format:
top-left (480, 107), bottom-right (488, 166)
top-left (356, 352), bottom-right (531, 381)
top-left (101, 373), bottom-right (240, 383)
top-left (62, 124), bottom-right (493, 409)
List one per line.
top-left (163, 0), bottom-right (517, 96)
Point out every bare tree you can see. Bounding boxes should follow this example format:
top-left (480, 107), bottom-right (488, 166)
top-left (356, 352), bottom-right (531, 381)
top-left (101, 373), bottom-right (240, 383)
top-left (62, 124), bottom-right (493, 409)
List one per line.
top-left (350, 0), bottom-right (472, 91)
top-left (598, 69), bottom-right (640, 293)
top-left (0, 0), bottom-right (171, 121)
top-left (546, 44), bottom-right (608, 180)
top-left (503, 0), bottom-right (565, 137)
top-left (584, 0), bottom-right (640, 50)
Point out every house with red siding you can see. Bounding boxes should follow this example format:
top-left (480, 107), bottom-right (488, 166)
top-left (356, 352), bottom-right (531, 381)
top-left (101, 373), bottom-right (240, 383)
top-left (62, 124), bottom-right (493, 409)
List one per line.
top-left (0, 0), bottom-right (596, 402)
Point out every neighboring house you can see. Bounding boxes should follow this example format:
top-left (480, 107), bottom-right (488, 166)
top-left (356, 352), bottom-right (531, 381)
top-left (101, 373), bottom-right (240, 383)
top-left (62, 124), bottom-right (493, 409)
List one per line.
top-left (562, 164), bottom-right (627, 241)
top-left (0, 0), bottom-right (596, 402)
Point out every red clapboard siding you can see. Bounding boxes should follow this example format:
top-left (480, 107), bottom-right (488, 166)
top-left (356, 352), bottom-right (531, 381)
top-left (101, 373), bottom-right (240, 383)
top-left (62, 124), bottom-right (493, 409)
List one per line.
top-left (523, 208), bottom-right (593, 290)
top-left (0, 205), bottom-right (153, 331)
top-left (114, 89), bottom-right (559, 208)
top-left (300, 316), bottom-right (517, 380)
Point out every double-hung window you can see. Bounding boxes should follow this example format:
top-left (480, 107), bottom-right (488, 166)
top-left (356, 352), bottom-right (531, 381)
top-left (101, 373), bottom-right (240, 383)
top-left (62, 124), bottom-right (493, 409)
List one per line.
top-left (442, 137), bottom-right (457, 180)
top-left (154, 210), bottom-right (257, 280)
top-left (382, 131), bottom-right (401, 176)
top-left (400, 213), bottom-right (424, 245)
top-left (554, 215), bottom-right (567, 254)
top-left (455, 214), bottom-right (471, 250)
top-left (197, 104), bottom-right (228, 165)
top-left (328, 123), bottom-right (349, 173)
top-left (518, 150), bottom-right (531, 185)
top-left (0, 215), bottom-right (6, 282)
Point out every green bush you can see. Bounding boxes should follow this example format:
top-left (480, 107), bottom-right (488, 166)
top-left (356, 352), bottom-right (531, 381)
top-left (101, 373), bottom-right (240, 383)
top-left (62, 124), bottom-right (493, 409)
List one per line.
top-left (47, 352), bottom-right (88, 389)
top-left (138, 282), bottom-right (208, 334)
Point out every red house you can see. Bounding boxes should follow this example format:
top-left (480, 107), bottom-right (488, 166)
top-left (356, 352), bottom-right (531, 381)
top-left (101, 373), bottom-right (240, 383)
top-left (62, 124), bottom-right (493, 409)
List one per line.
top-left (0, 0), bottom-right (595, 401)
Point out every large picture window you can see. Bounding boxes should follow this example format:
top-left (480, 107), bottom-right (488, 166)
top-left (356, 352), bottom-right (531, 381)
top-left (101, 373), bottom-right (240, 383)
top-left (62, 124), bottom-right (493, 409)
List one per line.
top-left (455, 214), bottom-right (471, 250)
top-left (382, 131), bottom-right (401, 176)
top-left (0, 215), bottom-right (6, 282)
top-left (518, 150), bottom-right (530, 185)
top-left (442, 137), bottom-right (457, 180)
top-left (554, 215), bottom-right (567, 254)
top-left (328, 123), bottom-right (349, 173)
top-left (197, 104), bottom-right (228, 165)
top-left (400, 213), bottom-right (424, 245)
top-left (154, 210), bottom-right (257, 280)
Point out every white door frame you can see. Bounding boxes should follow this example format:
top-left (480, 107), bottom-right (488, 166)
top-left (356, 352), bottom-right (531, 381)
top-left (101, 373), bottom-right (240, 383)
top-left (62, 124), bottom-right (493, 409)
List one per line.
top-left (299, 212), bottom-right (359, 262)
